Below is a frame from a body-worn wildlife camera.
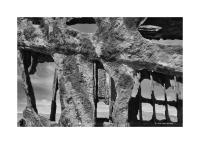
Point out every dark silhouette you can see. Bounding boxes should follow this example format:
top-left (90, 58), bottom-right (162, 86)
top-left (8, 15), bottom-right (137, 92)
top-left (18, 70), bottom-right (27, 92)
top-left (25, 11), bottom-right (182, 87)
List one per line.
top-left (128, 86), bottom-right (140, 125)
top-left (109, 77), bottom-right (117, 122)
top-left (18, 119), bottom-right (26, 127)
top-left (50, 69), bottom-right (58, 121)
top-left (19, 50), bottom-right (38, 114)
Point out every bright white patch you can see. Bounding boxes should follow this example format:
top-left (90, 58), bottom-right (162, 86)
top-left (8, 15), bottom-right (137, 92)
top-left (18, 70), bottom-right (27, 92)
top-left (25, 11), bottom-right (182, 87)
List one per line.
top-left (106, 72), bottom-right (110, 86)
top-left (97, 102), bottom-right (109, 118)
top-left (157, 61), bottom-right (168, 67)
top-left (37, 99), bottom-right (51, 106)
top-left (95, 44), bottom-right (102, 57)
top-left (120, 64), bottom-right (134, 75)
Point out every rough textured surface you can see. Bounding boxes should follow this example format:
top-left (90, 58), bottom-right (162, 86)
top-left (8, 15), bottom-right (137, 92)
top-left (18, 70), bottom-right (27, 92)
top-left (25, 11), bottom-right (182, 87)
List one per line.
top-left (18, 17), bottom-right (182, 76)
top-left (98, 69), bottom-right (109, 104)
top-left (22, 107), bottom-right (52, 127)
top-left (17, 17), bottom-right (183, 127)
top-left (102, 62), bottom-right (135, 126)
top-left (53, 54), bottom-right (95, 126)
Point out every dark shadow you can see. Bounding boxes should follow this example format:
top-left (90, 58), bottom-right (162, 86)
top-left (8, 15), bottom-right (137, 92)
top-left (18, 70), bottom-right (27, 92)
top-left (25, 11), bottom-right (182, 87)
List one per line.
top-left (95, 118), bottom-right (109, 127)
top-left (49, 69), bottom-right (58, 121)
top-left (128, 96), bottom-right (139, 125)
top-left (109, 77), bottom-right (117, 121)
top-left (66, 17), bottom-right (96, 25)
top-left (177, 98), bottom-right (183, 125)
top-left (50, 100), bottom-right (57, 121)
top-left (18, 118), bottom-right (26, 127)
top-left (110, 78), bottom-right (117, 102)
top-left (140, 17), bottom-right (182, 40)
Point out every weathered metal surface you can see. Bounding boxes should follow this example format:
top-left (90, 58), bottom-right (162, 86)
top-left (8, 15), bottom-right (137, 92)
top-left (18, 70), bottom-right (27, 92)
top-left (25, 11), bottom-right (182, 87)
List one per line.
top-left (17, 17), bottom-right (183, 127)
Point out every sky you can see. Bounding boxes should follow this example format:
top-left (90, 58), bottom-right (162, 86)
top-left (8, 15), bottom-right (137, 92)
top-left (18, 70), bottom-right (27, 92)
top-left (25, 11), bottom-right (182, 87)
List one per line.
top-left (17, 62), bottom-right (59, 114)
top-left (17, 24), bottom-right (98, 114)
top-left (17, 24), bottom-right (183, 116)
top-left (71, 24), bottom-right (98, 33)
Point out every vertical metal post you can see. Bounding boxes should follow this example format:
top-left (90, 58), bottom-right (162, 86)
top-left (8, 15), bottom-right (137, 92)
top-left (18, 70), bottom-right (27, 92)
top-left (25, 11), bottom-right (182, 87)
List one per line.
top-left (50, 69), bottom-right (58, 121)
top-left (150, 74), bottom-right (156, 123)
top-left (164, 84), bottom-right (170, 122)
top-left (174, 76), bottom-right (182, 124)
top-left (106, 72), bottom-right (112, 122)
top-left (138, 81), bottom-right (143, 121)
top-left (93, 62), bottom-right (98, 123)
